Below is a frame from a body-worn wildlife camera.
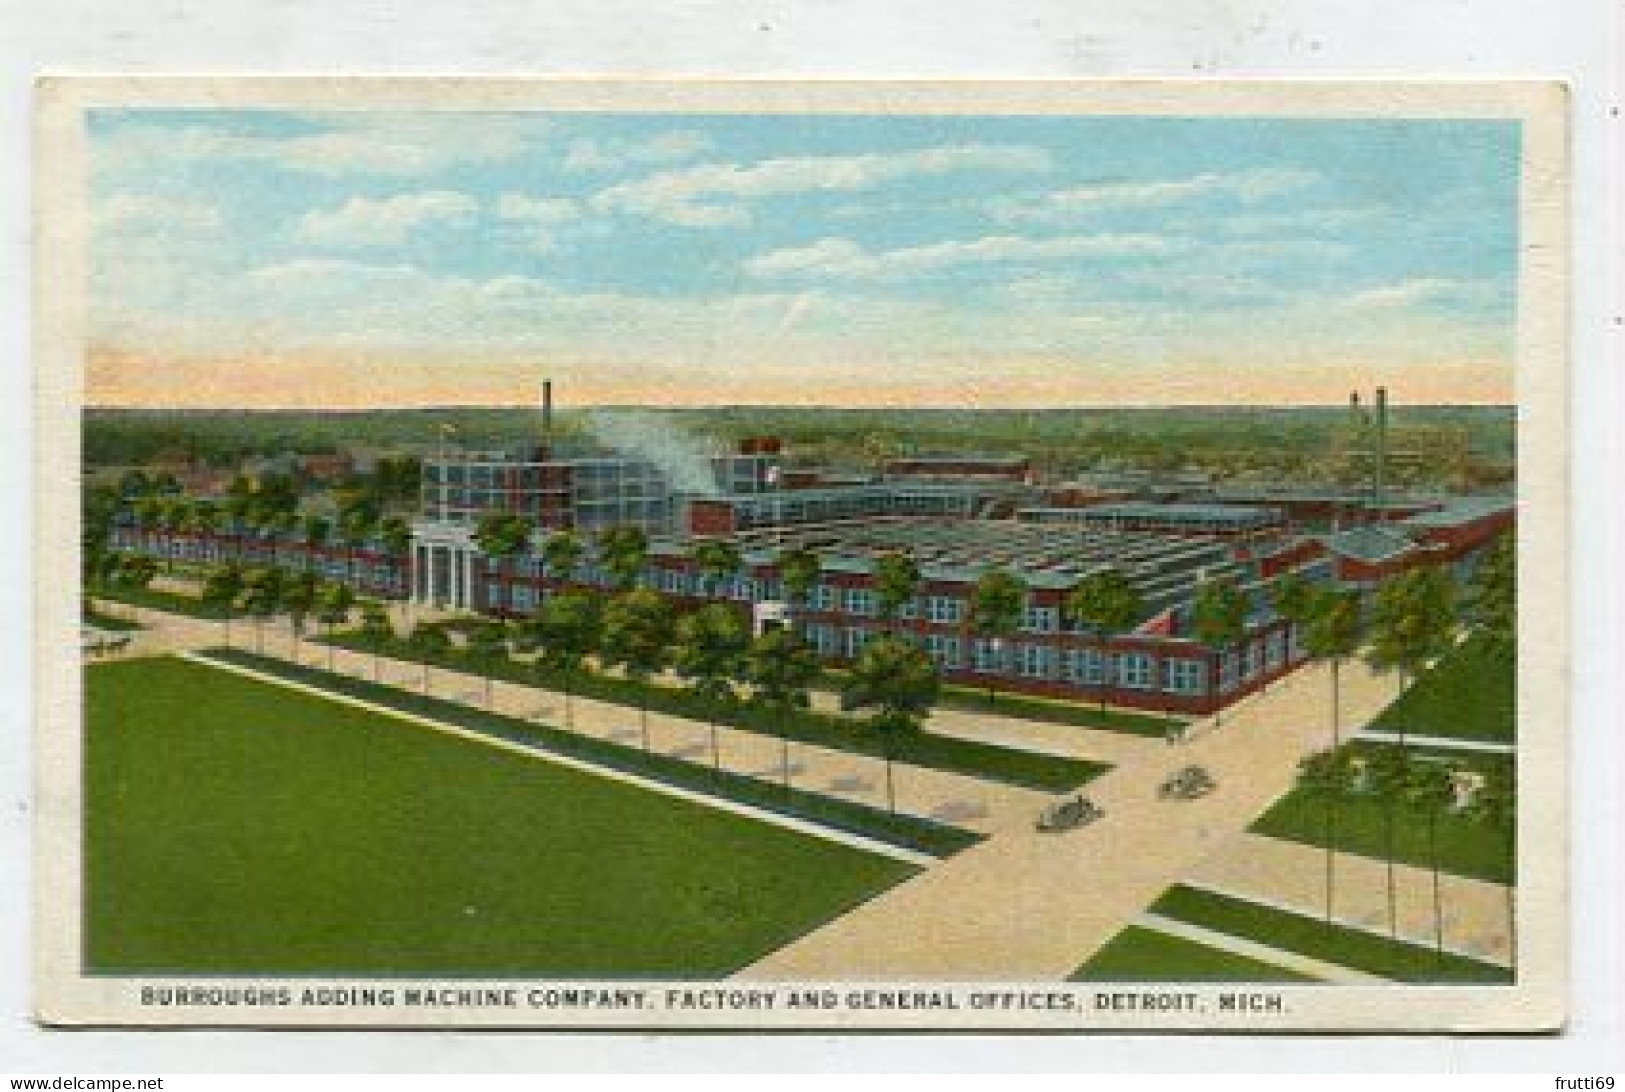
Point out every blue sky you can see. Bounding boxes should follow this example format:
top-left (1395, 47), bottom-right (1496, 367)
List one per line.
top-left (87, 109), bottom-right (1520, 407)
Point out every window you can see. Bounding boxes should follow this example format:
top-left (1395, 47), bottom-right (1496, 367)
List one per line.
top-left (844, 627), bottom-right (870, 657)
top-left (1266, 630), bottom-right (1286, 669)
top-left (1022, 606), bottom-right (1059, 633)
top-left (813, 585), bottom-right (836, 611)
top-left (512, 585), bottom-right (536, 611)
top-left (1219, 650), bottom-right (1241, 691)
top-left (972, 639), bottom-right (1006, 673)
top-left (1017, 644), bottom-right (1054, 678)
top-left (806, 623), bottom-right (838, 656)
top-left (925, 634), bottom-right (962, 668)
top-left (484, 581), bottom-right (505, 607)
top-left (1243, 641), bottom-right (1263, 679)
top-left (925, 595), bottom-right (964, 624)
top-left (1161, 658), bottom-right (1205, 695)
top-left (1063, 648), bottom-right (1109, 685)
top-left (737, 578), bottom-right (759, 602)
top-left (843, 588), bottom-right (876, 616)
top-left (1118, 652), bottom-right (1154, 689)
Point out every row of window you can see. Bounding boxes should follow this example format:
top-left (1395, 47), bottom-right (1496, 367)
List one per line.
top-left (801, 624), bottom-right (1218, 694)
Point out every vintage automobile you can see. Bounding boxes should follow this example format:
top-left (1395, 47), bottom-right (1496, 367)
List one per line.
top-left (1158, 764), bottom-right (1216, 801)
top-left (1035, 794), bottom-right (1105, 832)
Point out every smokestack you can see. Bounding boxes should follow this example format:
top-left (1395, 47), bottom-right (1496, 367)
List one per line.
top-left (1375, 386), bottom-right (1388, 517)
top-left (542, 379), bottom-right (554, 439)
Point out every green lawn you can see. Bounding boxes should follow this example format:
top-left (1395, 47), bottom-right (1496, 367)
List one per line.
top-left (1249, 743), bottom-right (1514, 884)
top-left (319, 631), bottom-right (1109, 792)
top-left (201, 647), bottom-right (981, 858)
top-left (1070, 926), bottom-right (1317, 983)
top-left (85, 656), bottom-right (918, 977)
top-left (88, 584), bottom-right (231, 620)
top-left (934, 682), bottom-right (1182, 737)
top-left (1367, 635), bottom-right (1515, 743)
top-left (1149, 885), bottom-right (1511, 984)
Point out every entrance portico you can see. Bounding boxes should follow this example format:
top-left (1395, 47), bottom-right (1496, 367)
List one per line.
top-left (410, 522), bottom-right (480, 611)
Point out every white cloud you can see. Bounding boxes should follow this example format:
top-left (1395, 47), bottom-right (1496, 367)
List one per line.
top-left (993, 168), bottom-right (1321, 225)
top-left (562, 130), bottom-right (713, 172)
top-left (296, 191), bottom-right (479, 248)
top-left (92, 193), bottom-right (223, 236)
top-left (745, 232), bottom-right (1176, 280)
top-left (592, 144), bottom-right (1053, 227)
top-left (93, 114), bottom-right (538, 179)
top-left (496, 193), bottom-right (580, 225)
top-left (1344, 277), bottom-right (1504, 310)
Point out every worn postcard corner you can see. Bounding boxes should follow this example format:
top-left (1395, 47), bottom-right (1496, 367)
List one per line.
top-left (33, 77), bottom-right (1566, 1032)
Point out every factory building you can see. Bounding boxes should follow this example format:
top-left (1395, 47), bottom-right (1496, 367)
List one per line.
top-left (105, 384), bottom-right (1515, 715)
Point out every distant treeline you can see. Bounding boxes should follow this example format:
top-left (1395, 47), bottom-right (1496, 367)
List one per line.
top-left (84, 403), bottom-right (1515, 486)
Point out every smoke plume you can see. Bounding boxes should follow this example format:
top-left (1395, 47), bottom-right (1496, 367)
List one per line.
top-left (582, 410), bottom-right (722, 495)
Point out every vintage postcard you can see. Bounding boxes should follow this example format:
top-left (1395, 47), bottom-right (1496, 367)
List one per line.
top-left (34, 78), bottom-right (1566, 1030)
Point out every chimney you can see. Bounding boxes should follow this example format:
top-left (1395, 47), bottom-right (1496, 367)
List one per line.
top-left (542, 379), bottom-right (554, 439)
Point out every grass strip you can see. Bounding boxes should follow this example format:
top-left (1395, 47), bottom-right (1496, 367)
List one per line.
top-left (88, 584), bottom-right (232, 620)
top-left (1149, 884), bottom-right (1512, 984)
top-left (1070, 925), bottom-right (1318, 983)
top-left (200, 647), bottom-right (983, 859)
top-left (318, 632), bottom-right (1108, 793)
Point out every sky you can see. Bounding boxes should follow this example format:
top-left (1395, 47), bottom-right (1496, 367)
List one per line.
top-left (86, 109), bottom-right (1521, 408)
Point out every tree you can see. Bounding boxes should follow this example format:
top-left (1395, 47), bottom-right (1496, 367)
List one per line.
top-left (1404, 758), bottom-right (1461, 973)
top-left (315, 581), bottom-right (356, 671)
top-left (406, 623), bottom-right (452, 692)
top-left (776, 545), bottom-right (821, 617)
top-left (1467, 531), bottom-right (1515, 660)
top-left (122, 553), bottom-right (160, 588)
top-left (969, 567), bottom-right (1024, 707)
top-left (1295, 748), bottom-right (1354, 928)
top-left (464, 621), bottom-right (510, 707)
top-left (599, 588), bottom-right (674, 753)
top-left (673, 604), bottom-right (750, 772)
top-left (301, 513), bottom-right (332, 575)
top-left (531, 590), bottom-right (600, 730)
top-left (200, 564), bottom-right (245, 647)
top-left (1304, 587), bottom-right (1364, 746)
top-left (1064, 568), bottom-right (1144, 715)
top-left (337, 497), bottom-right (380, 592)
top-left (473, 511), bottom-right (532, 616)
top-left (1466, 764), bottom-right (1517, 974)
top-left (597, 526), bottom-right (650, 592)
top-left (688, 538), bottom-right (743, 599)
top-left (359, 602), bottom-right (394, 682)
top-left (281, 571), bottom-right (318, 663)
top-left (1270, 570), bottom-right (1317, 629)
top-left (1364, 743), bottom-right (1414, 939)
top-left (541, 530), bottom-right (585, 587)
top-left (841, 634), bottom-right (940, 813)
top-left (742, 625), bottom-right (823, 794)
top-left (1190, 576), bottom-right (1248, 726)
top-left (238, 566), bottom-right (284, 655)
top-left (376, 517), bottom-right (412, 593)
top-left (872, 551), bottom-right (922, 633)
top-left (1367, 566), bottom-right (1460, 698)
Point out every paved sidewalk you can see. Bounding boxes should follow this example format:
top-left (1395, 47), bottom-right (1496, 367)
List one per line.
top-left (740, 658), bottom-right (1405, 980)
top-left (1351, 729), bottom-right (1515, 755)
